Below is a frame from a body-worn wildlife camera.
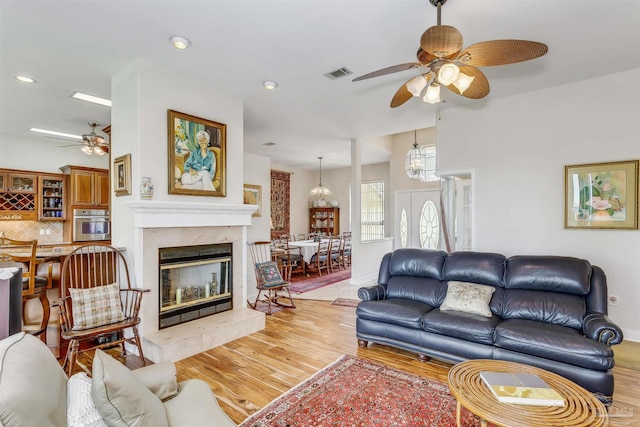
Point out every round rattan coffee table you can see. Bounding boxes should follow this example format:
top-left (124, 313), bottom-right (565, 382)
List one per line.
top-left (447, 360), bottom-right (608, 427)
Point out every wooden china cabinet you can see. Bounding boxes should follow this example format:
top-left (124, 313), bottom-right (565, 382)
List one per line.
top-left (309, 207), bottom-right (340, 236)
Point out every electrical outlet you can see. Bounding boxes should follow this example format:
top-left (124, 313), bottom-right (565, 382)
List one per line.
top-left (45, 229), bottom-right (51, 235)
top-left (609, 295), bottom-right (618, 306)
top-left (39, 229), bottom-right (45, 235)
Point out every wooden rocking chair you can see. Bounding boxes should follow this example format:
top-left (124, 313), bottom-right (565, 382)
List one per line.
top-left (247, 241), bottom-right (295, 315)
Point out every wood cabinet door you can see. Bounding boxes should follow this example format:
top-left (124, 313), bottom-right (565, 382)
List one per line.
top-left (71, 170), bottom-right (95, 206)
top-left (95, 171), bottom-right (110, 207)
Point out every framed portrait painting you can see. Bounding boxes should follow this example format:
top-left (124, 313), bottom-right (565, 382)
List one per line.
top-left (113, 153), bottom-right (131, 196)
top-left (564, 160), bottom-right (638, 230)
top-left (243, 184), bottom-right (262, 217)
top-left (168, 109), bottom-right (226, 197)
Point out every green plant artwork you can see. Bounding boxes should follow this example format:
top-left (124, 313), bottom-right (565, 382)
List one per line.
top-left (574, 170), bottom-right (627, 221)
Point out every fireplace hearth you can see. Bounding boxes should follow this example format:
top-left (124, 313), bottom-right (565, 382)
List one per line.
top-left (159, 243), bottom-right (232, 329)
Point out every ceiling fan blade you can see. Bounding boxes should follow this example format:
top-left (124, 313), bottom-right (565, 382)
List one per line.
top-left (353, 62), bottom-right (422, 82)
top-left (390, 73), bottom-right (432, 108)
top-left (57, 143), bottom-right (84, 148)
top-left (445, 65), bottom-right (489, 99)
top-left (420, 25), bottom-right (463, 58)
top-left (457, 40), bottom-right (548, 67)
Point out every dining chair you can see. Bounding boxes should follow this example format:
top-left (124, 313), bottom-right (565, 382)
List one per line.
top-left (247, 241), bottom-right (295, 315)
top-left (0, 237), bottom-right (52, 343)
top-left (329, 236), bottom-right (342, 273)
top-left (340, 233), bottom-right (352, 269)
top-left (308, 239), bottom-right (331, 277)
top-left (53, 243), bottom-right (149, 376)
top-left (275, 235), bottom-right (305, 281)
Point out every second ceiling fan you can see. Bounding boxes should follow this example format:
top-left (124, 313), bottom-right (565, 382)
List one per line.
top-left (353, 0), bottom-right (548, 107)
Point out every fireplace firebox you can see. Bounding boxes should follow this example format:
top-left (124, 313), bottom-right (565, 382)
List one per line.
top-left (159, 243), bottom-right (232, 329)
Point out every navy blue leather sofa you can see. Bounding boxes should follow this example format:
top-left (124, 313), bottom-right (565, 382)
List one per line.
top-left (356, 248), bottom-right (623, 402)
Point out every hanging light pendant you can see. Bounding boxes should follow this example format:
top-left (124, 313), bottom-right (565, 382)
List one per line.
top-left (309, 156), bottom-right (332, 197)
top-left (405, 131), bottom-right (428, 180)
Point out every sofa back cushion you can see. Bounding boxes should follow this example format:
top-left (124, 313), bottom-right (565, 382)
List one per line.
top-left (442, 252), bottom-right (506, 287)
top-left (500, 290), bottom-right (586, 330)
top-left (386, 276), bottom-right (446, 307)
top-left (505, 256), bottom-right (591, 295)
top-left (388, 248), bottom-right (447, 280)
top-left (0, 332), bottom-right (68, 427)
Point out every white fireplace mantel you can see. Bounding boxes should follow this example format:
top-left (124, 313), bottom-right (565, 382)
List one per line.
top-left (126, 200), bottom-right (257, 228)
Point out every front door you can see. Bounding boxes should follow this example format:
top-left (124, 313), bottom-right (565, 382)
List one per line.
top-left (394, 189), bottom-right (442, 250)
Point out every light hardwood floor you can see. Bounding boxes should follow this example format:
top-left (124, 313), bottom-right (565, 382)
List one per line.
top-left (83, 300), bottom-right (640, 426)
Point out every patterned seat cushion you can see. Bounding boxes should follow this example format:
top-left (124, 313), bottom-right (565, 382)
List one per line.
top-left (69, 283), bottom-right (125, 331)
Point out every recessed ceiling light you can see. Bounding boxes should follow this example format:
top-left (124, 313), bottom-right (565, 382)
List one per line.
top-left (171, 36), bottom-right (191, 50)
top-left (30, 128), bottom-right (82, 140)
top-left (15, 75), bottom-right (37, 84)
top-left (263, 81), bottom-right (278, 90)
top-left (70, 91), bottom-right (112, 107)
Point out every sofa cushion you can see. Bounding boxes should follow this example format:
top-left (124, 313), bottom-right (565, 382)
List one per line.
top-left (69, 283), bottom-right (125, 330)
top-left (385, 276), bottom-right (447, 307)
top-left (500, 289), bottom-right (585, 330)
top-left (67, 373), bottom-right (108, 427)
top-left (91, 349), bottom-right (169, 427)
top-left (495, 319), bottom-right (614, 370)
top-left (422, 309), bottom-right (499, 345)
top-left (439, 281), bottom-right (495, 317)
top-left (442, 251), bottom-right (506, 287)
top-left (388, 248), bottom-right (447, 280)
top-left (356, 299), bottom-right (433, 329)
top-left (505, 256), bottom-right (591, 295)
top-left (131, 361), bottom-right (179, 401)
top-left (0, 332), bottom-right (68, 427)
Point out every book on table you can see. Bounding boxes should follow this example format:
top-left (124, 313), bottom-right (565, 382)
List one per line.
top-left (479, 371), bottom-right (565, 406)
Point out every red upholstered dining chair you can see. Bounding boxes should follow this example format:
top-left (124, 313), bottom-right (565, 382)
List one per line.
top-left (0, 237), bottom-right (52, 343)
top-left (53, 243), bottom-right (148, 376)
top-left (248, 241), bottom-right (295, 315)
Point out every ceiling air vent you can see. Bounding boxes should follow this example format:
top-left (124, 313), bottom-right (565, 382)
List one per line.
top-left (262, 141), bottom-right (276, 147)
top-left (324, 67), bottom-right (353, 80)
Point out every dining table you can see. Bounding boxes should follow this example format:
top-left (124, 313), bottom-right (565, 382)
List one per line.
top-left (289, 239), bottom-right (327, 265)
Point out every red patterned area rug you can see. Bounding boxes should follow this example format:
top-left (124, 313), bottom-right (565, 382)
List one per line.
top-left (239, 355), bottom-right (488, 427)
top-left (288, 269), bottom-right (351, 294)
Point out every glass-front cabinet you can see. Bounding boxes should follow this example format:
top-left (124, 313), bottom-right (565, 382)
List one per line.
top-left (0, 171), bottom-right (37, 220)
top-left (39, 175), bottom-right (66, 221)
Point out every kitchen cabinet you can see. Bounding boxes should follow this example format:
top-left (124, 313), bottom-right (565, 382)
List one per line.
top-left (0, 170), bottom-right (37, 220)
top-left (60, 166), bottom-right (109, 208)
top-left (38, 174), bottom-right (67, 221)
top-left (309, 207), bottom-right (340, 236)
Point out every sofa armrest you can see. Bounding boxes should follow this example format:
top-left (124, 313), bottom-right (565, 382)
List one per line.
top-left (583, 313), bottom-right (624, 345)
top-left (132, 361), bottom-right (179, 401)
top-left (358, 284), bottom-right (386, 301)
top-left (163, 379), bottom-right (236, 426)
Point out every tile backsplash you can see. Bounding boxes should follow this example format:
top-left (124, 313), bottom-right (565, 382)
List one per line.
top-left (1, 220), bottom-right (64, 244)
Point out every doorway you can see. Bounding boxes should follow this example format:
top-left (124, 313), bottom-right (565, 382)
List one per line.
top-left (394, 189), bottom-right (443, 250)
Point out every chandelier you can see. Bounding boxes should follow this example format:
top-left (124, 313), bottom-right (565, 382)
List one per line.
top-left (309, 156), bottom-right (332, 198)
top-left (405, 130), bottom-right (438, 182)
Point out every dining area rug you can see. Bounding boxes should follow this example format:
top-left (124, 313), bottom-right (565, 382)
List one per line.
top-left (288, 268), bottom-right (351, 294)
top-left (239, 354), bottom-right (488, 427)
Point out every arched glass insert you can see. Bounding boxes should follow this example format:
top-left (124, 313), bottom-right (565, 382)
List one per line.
top-left (400, 208), bottom-right (408, 248)
top-left (419, 200), bottom-right (439, 249)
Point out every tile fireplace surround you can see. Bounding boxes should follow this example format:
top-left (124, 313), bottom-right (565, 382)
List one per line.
top-left (126, 201), bottom-right (264, 363)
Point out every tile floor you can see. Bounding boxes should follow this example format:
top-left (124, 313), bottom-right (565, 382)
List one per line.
top-left (293, 277), bottom-right (367, 301)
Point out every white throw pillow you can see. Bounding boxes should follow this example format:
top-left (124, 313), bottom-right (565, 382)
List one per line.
top-left (440, 281), bottom-right (496, 318)
top-left (91, 350), bottom-right (169, 427)
top-left (67, 373), bottom-right (108, 427)
top-left (69, 283), bottom-right (125, 331)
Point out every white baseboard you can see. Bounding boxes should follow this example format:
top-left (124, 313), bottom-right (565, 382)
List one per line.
top-left (349, 273), bottom-right (377, 287)
top-left (621, 328), bottom-right (640, 342)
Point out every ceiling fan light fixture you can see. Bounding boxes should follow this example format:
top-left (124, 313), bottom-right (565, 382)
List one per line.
top-left (170, 36), bottom-right (191, 50)
top-left (406, 75), bottom-right (428, 97)
top-left (423, 83), bottom-right (441, 104)
top-left (452, 72), bottom-right (475, 94)
top-left (437, 62), bottom-right (460, 85)
top-left (81, 145), bottom-right (93, 156)
top-left (93, 146), bottom-right (106, 156)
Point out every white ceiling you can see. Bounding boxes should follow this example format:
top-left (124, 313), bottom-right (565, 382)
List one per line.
top-left (1, 1), bottom-right (639, 170)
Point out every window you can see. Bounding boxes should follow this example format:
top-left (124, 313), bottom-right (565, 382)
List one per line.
top-left (419, 200), bottom-right (439, 249)
top-left (361, 180), bottom-right (384, 241)
top-left (400, 208), bottom-right (408, 248)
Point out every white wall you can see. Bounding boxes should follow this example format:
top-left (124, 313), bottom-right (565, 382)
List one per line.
top-left (437, 68), bottom-right (640, 341)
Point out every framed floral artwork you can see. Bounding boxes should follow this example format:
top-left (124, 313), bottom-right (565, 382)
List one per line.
top-left (243, 184), bottom-right (261, 217)
top-left (564, 160), bottom-right (638, 229)
top-left (168, 109), bottom-right (226, 197)
top-left (113, 153), bottom-right (131, 196)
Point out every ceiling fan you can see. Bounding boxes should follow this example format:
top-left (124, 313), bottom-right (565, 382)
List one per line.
top-left (58, 122), bottom-right (109, 156)
top-left (353, 0), bottom-right (548, 107)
